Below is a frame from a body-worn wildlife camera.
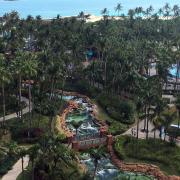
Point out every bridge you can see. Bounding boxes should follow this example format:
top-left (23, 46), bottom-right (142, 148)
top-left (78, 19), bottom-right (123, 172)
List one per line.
top-left (72, 134), bottom-right (112, 151)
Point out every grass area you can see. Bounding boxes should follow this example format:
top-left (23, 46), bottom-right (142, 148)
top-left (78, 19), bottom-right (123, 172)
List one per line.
top-left (92, 99), bottom-right (129, 135)
top-left (0, 156), bottom-right (18, 177)
top-left (5, 112), bottom-right (49, 143)
top-left (16, 165), bottom-right (32, 180)
top-left (114, 135), bottom-right (180, 176)
top-left (172, 117), bottom-right (180, 125)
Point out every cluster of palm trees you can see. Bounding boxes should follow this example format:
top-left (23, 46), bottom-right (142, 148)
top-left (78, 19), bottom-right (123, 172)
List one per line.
top-left (0, 3), bottom-right (179, 134)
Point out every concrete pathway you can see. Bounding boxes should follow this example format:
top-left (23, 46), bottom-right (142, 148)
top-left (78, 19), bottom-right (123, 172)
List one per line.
top-left (0, 97), bottom-right (32, 122)
top-left (123, 119), bottom-right (180, 146)
top-left (1, 156), bottom-right (29, 180)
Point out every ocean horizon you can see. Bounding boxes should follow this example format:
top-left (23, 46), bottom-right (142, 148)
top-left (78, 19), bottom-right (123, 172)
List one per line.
top-left (0, 0), bottom-right (180, 19)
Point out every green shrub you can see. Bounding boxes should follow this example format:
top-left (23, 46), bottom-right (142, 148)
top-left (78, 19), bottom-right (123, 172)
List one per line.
top-left (64, 80), bottom-right (100, 98)
top-left (97, 93), bottom-right (135, 124)
top-left (114, 136), bottom-right (127, 160)
top-left (0, 156), bottom-right (17, 175)
top-left (108, 121), bottom-right (128, 135)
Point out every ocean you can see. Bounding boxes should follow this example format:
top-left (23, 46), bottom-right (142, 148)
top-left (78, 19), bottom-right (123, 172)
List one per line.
top-left (0, 0), bottom-right (179, 19)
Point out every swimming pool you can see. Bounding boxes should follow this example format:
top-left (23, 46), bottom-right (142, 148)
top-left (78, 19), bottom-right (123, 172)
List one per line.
top-left (169, 64), bottom-right (180, 77)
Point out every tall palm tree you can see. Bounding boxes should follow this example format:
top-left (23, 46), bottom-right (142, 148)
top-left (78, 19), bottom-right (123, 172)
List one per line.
top-left (172, 5), bottom-right (180, 18)
top-left (0, 54), bottom-right (10, 128)
top-left (175, 96), bottom-right (180, 130)
top-left (13, 51), bottom-right (28, 120)
top-left (161, 111), bottom-right (176, 141)
top-left (71, 120), bottom-right (83, 135)
top-left (78, 11), bottom-right (86, 22)
top-left (115, 3), bottom-right (123, 17)
top-left (17, 147), bottom-right (27, 180)
top-left (136, 97), bottom-right (143, 139)
top-left (88, 147), bottom-right (106, 180)
top-left (22, 52), bottom-right (38, 136)
top-left (28, 144), bottom-right (39, 180)
top-left (101, 8), bottom-right (109, 22)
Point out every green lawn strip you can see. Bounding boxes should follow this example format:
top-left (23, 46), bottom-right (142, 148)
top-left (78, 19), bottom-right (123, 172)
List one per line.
top-left (16, 165), bottom-right (32, 180)
top-left (114, 135), bottom-right (180, 176)
top-left (0, 156), bottom-right (18, 178)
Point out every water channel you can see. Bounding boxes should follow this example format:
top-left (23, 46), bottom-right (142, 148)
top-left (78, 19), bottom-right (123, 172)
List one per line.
top-left (62, 95), bottom-right (155, 180)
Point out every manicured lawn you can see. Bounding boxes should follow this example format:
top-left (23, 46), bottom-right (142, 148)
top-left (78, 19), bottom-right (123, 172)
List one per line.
top-left (0, 156), bottom-right (18, 177)
top-left (16, 165), bottom-right (32, 180)
top-left (114, 135), bottom-right (180, 176)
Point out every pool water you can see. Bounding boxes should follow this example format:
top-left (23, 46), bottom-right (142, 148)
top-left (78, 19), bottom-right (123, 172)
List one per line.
top-left (81, 153), bottom-right (155, 180)
top-left (169, 64), bottom-right (180, 77)
top-left (64, 96), bottom-right (100, 136)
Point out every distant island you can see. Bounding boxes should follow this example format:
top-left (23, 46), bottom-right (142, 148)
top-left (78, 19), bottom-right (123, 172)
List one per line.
top-left (3, 0), bottom-right (18, 1)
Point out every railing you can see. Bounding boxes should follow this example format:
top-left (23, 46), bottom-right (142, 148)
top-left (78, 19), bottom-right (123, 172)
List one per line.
top-left (79, 137), bottom-right (107, 149)
top-left (74, 132), bottom-right (101, 141)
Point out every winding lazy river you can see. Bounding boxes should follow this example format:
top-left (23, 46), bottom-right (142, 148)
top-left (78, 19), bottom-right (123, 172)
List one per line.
top-left (62, 95), bottom-right (155, 180)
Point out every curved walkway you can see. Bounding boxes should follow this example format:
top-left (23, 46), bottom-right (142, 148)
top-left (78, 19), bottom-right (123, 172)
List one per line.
top-left (1, 156), bottom-right (29, 180)
top-left (123, 119), bottom-right (180, 146)
top-left (0, 97), bottom-right (31, 180)
top-left (0, 97), bottom-right (32, 122)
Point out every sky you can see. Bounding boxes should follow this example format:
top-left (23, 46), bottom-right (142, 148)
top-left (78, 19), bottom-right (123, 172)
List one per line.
top-left (0, 0), bottom-right (179, 18)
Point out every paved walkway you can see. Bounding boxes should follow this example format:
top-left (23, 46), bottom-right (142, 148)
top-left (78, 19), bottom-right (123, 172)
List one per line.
top-left (1, 156), bottom-right (29, 180)
top-left (0, 97), bottom-right (31, 122)
top-left (123, 119), bottom-right (180, 146)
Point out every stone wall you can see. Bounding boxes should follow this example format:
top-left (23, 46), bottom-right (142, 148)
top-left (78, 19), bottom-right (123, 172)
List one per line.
top-left (108, 144), bottom-right (180, 180)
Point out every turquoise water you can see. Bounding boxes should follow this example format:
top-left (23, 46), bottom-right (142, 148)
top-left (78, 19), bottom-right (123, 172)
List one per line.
top-left (81, 153), bottom-right (155, 180)
top-left (169, 64), bottom-right (180, 77)
top-left (63, 95), bottom-right (155, 179)
top-left (0, 0), bottom-right (179, 19)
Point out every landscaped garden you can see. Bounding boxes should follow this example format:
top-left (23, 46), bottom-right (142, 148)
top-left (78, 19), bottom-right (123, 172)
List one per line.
top-left (0, 1), bottom-right (180, 180)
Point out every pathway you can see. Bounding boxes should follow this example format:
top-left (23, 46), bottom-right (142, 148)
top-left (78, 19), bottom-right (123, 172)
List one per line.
top-left (123, 119), bottom-right (180, 146)
top-left (1, 156), bottom-right (29, 180)
top-left (0, 97), bottom-right (32, 122)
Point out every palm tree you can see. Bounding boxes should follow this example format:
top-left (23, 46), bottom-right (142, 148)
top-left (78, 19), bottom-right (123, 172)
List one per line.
top-left (78, 11), bottom-right (86, 22)
top-left (42, 98), bottom-right (60, 134)
top-left (175, 96), bottom-right (180, 130)
top-left (71, 120), bottom-right (83, 135)
top-left (23, 52), bottom-right (38, 133)
top-left (172, 5), bottom-right (180, 17)
top-left (101, 8), bottom-right (109, 21)
top-left (161, 111), bottom-right (176, 141)
top-left (152, 98), bottom-right (167, 139)
top-left (128, 9), bottom-right (135, 27)
top-left (17, 147), bottom-right (27, 180)
top-left (136, 97), bottom-right (143, 139)
top-left (115, 3), bottom-right (123, 17)
top-left (88, 147), bottom-right (106, 179)
top-left (28, 144), bottom-right (39, 180)
top-left (0, 54), bottom-right (10, 129)
top-left (13, 51), bottom-right (28, 120)
top-left (158, 8), bottom-right (163, 17)
top-left (163, 3), bottom-right (171, 19)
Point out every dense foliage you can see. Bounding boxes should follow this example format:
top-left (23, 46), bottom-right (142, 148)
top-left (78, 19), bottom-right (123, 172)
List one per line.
top-left (0, 2), bottom-right (180, 179)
